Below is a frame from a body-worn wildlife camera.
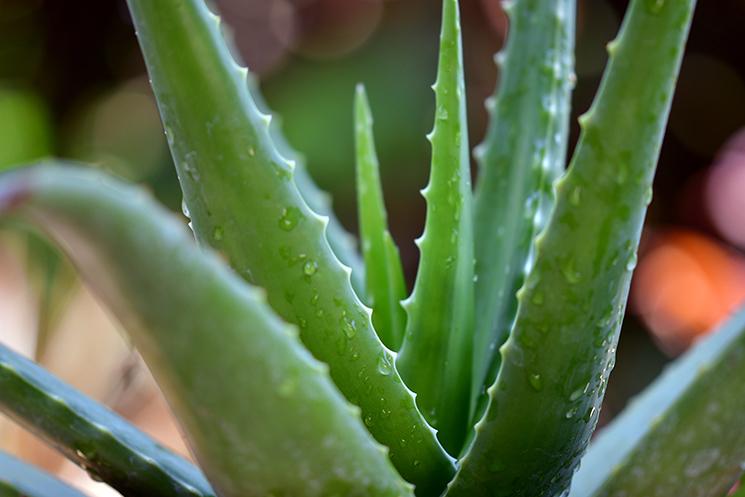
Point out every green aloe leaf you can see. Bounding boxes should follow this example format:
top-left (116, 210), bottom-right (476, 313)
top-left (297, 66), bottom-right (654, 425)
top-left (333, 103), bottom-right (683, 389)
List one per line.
top-left (0, 450), bottom-right (86, 497)
top-left (249, 77), bottom-right (366, 296)
top-left (448, 1), bottom-right (696, 495)
top-left (471, 0), bottom-right (575, 412)
top-left (126, 0), bottom-right (454, 491)
top-left (0, 164), bottom-right (413, 497)
top-left (293, 160), bottom-right (366, 296)
top-left (570, 308), bottom-right (745, 497)
top-left (0, 342), bottom-right (215, 497)
top-left (396, 0), bottom-right (474, 456)
top-left (354, 84), bottom-right (407, 350)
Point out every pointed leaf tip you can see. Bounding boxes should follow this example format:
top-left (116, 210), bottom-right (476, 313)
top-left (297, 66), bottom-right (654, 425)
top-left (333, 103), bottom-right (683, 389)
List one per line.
top-left (354, 84), bottom-right (407, 351)
top-left (397, 0), bottom-right (474, 455)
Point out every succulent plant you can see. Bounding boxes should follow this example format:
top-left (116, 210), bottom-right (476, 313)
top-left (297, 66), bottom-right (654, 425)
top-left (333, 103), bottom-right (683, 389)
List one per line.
top-left (2, 0), bottom-right (743, 496)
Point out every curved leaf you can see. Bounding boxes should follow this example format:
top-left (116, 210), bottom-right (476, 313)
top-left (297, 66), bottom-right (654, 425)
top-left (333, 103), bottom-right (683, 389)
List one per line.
top-left (249, 75), bottom-right (366, 296)
top-left (0, 342), bottom-right (215, 497)
top-left (570, 307), bottom-right (745, 497)
top-left (125, 0), bottom-right (454, 491)
top-left (0, 164), bottom-right (413, 497)
top-left (448, 1), bottom-right (696, 495)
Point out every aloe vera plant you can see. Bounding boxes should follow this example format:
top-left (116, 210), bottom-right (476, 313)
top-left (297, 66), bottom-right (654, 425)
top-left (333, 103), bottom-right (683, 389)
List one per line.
top-left (3, 0), bottom-right (744, 496)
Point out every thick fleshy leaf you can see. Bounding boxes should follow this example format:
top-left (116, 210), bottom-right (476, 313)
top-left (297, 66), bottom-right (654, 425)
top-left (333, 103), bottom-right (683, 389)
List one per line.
top-left (0, 342), bottom-right (215, 497)
top-left (0, 164), bottom-right (413, 497)
top-left (470, 0), bottom-right (575, 413)
top-left (354, 84), bottom-right (407, 350)
top-left (248, 75), bottom-right (366, 296)
top-left (448, 1), bottom-right (696, 495)
top-left (0, 450), bottom-right (87, 497)
top-left (126, 1), bottom-right (454, 492)
top-left (396, 0), bottom-right (474, 456)
top-left (570, 307), bottom-right (745, 497)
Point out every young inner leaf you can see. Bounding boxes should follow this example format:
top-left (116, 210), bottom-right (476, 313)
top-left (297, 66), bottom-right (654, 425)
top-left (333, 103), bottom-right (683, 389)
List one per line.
top-left (354, 84), bottom-right (407, 351)
top-left (396, 0), bottom-right (475, 456)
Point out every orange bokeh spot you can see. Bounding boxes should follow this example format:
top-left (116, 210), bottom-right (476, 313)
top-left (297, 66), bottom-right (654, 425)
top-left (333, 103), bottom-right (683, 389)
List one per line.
top-left (632, 229), bottom-right (745, 353)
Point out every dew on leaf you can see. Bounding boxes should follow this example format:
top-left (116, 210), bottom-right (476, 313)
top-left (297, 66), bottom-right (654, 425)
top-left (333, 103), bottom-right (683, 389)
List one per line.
top-left (377, 353), bottom-right (393, 376)
top-left (340, 313), bottom-right (357, 338)
top-left (278, 206), bottom-right (302, 231)
top-left (643, 186), bottom-right (653, 205)
top-left (561, 259), bottom-right (581, 284)
top-left (584, 406), bottom-right (596, 423)
top-left (645, 0), bottom-right (665, 14)
top-left (303, 260), bottom-right (318, 277)
top-left (569, 186), bottom-right (581, 206)
top-left (528, 372), bottom-right (543, 391)
top-left (625, 252), bottom-right (638, 271)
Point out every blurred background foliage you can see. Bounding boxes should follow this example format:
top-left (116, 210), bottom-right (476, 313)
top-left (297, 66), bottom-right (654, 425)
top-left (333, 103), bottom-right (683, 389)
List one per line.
top-left (0, 0), bottom-right (744, 494)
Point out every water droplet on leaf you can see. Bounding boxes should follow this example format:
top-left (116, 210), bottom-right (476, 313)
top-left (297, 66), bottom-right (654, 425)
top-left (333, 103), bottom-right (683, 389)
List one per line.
top-left (561, 259), bottom-right (581, 284)
top-left (569, 186), bottom-right (581, 206)
top-left (341, 313), bottom-right (357, 338)
top-left (644, 186), bottom-right (653, 205)
top-left (625, 252), bottom-right (638, 271)
top-left (377, 353), bottom-right (393, 376)
top-left (528, 372), bottom-right (543, 391)
top-left (181, 199), bottom-right (190, 218)
top-left (303, 260), bottom-right (318, 277)
top-left (645, 0), bottom-right (665, 14)
top-left (278, 206), bottom-right (302, 231)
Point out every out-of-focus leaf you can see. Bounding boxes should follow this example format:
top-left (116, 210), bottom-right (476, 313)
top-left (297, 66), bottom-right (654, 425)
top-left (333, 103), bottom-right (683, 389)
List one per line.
top-left (0, 450), bottom-right (87, 497)
top-left (0, 342), bottom-right (215, 497)
top-left (0, 163), bottom-right (414, 497)
top-left (570, 307), bottom-right (745, 497)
